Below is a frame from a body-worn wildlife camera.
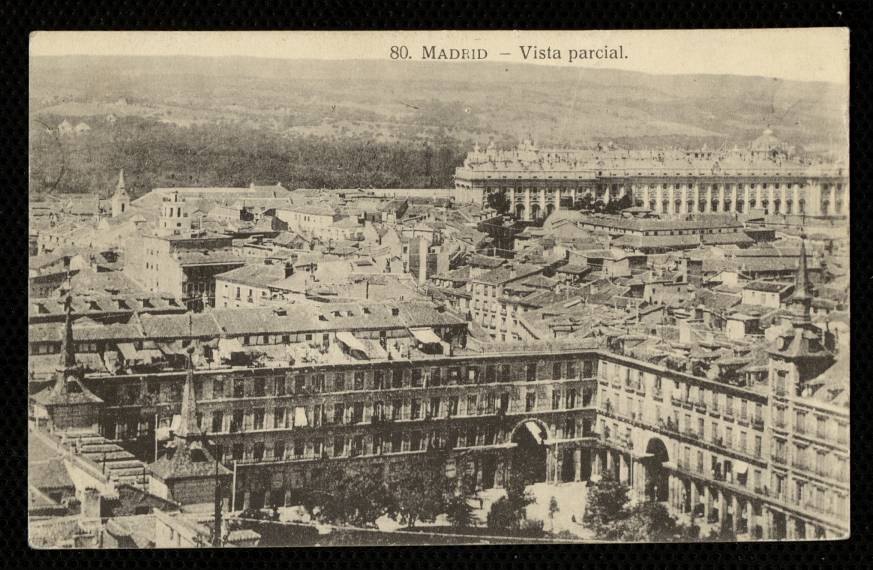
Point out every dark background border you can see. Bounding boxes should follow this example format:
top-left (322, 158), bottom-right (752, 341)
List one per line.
top-left (7, 1), bottom-right (871, 567)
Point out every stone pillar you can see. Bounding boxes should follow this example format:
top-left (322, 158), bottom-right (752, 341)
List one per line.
top-left (805, 521), bottom-right (817, 540)
top-left (693, 184), bottom-right (701, 214)
top-left (786, 515), bottom-right (796, 539)
top-left (705, 185), bottom-right (713, 213)
top-left (668, 474), bottom-right (676, 509)
top-left (755, 184), bottom-right (763, 210)
top-left (718, 185), bottom-right (725, 213)
top-left (642, 184), bottom-right (650, 207)
top-left (243, 490), bottom-right (251, 510)
top-left (667, 186), bottom-right (675, 216)
top-left (637, 462), bottom-right (647, 499)
top-left (593, 450), bottom-right (602, 477)
top-left (747, 501), bottom-right (757, 538)
top-left (762, 507), bottom-right (773, 540)
top-left (690, 480), bottom-right (699, 515)
top-left (807, 180), bottom-right (820, 216)
top-left (731, 494), bottom-right (740, 534)
top-left (555, 188), bottom-right (561, 212)
top-left (718, 491), bottom-right (727, 528)
top-left (681, 185), bottom-right (689, 214)
top-left (602, 186), bottom-right (611, 206)
top-left (830, 185), bottom-right (837, 215)
top-left (655, 186), bottom-right (663, 214)
top-left (509, 187), bottom-right (515, 208)
top-left (619, 453), bottom-right (628, 484)
top-left (743, 185), bottom-right (750, 213)
top-left (792, 185), bottom-right (800, 215)
top-left (539, 189), bottom-right (547, 219)
top-left (780, 186), bottom-right (788, 215)
top-left (768, 185), bottom-right (775, 214)
top-left (730, 185), bottom-right (737, 213)
top-left (703, 485), bottom-right (711, 522)
top-left (574, 448), bottom-right (582, 482)
top-left (524, 188), bottom-right (531, 221)
top-left (606, 450), bottom-right (614, 475)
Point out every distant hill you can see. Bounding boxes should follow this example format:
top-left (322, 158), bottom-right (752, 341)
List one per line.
top-left (28, 56), bottom-right (848, 198)
top-left (30, 55), bottom-right (847, 150)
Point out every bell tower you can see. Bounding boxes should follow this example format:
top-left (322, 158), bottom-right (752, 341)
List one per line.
top-left (111, 169), bottom-right (130, 218)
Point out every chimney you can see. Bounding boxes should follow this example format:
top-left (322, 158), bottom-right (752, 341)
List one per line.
top-left (284, 262), bottom-right (294, 279)
top-left (80, 487), bottom-right (102, 522)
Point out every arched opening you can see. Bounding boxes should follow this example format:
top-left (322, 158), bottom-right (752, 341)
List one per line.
top-left (645, 438), bottom-right (670, 502)
top-left (530, 204), bottom-right (542, 221)
top-left (736, 199), bottom-right (744, 213)
top-left (515, 204), bottom-right (526, 219)
top-left (545, 203), bottom-right (555, 218)
top-left (510, 420), bottom-right (549, 485)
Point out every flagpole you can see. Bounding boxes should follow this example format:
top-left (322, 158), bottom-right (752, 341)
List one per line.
top-left (154, 412), bottom-right (159, 461)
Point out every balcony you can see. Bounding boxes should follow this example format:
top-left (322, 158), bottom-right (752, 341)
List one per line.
top-left (652, 389), bottom-right (663, 402)
top-left (752, 417), bottom-right (765, 430)
top-left (708, 406), bottom-right (721, 418)
top-left (693, 401), bottom-right (707, 414)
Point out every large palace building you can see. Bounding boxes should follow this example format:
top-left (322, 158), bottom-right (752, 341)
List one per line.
top-left (454, 132), bottom-right (848, 221)
top-left (29, 245), bottom-right (848, 540)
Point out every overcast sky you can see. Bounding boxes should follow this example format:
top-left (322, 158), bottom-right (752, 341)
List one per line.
top-left (30, 29), bottom-right (849, 85)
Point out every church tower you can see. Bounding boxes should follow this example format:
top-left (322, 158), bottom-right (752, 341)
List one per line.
top-left (111, 169), bottom-right (131, 218)
top-left (767, 236), bottom-right (834, 398)
top-left (30, 263), bottom-right (103, 433)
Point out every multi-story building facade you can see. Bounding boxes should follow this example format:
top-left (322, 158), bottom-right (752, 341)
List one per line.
top-left (29, 245), bottom-right (848, 540)
top-left (454, 134), bottom-right (848, 221)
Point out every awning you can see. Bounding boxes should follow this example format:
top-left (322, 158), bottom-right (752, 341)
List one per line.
top-left (218, 337), bottom-right (245, 356)
top-left (336, 331), bottom-right (370, 357)
top-left (524, 422), bottom-right (547, 445)
top-left (117, 342), bottom-right (138, 360)
top-left (409, 327), bottom-right (442, 345)
top-left (293, 406), bottom-right (309, 427)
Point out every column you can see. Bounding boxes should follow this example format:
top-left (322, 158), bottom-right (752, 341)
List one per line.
top-left (509, 187), bottom-right (515, 209)
top-left (681, 185), bottom-right (689, 214)
top-left (786, 515), bottom-right (796, 539)
top-left (829, 185), bottom-right (837, 215)
top-left (762, 507), bottom-right (773, 540)
top-left (668, 474), bottom-right (677, 509)
top-left (642, 184), bottom-right (650, 207)
top-left (593, 450), bottom-right (602, 477)
top-left (748, 501), bottom-right (757, 539)
top-left (767, 185), bottom-right (775, 214)
top-left (655, 186), bottom-right (663, 214)
top-left (731, 494), bottom-right (740, 534)
top-left (805, 522), bottom-right (817, 541)
top-left (638, 462), bottom-right (647, 499)
top-left (606, 450), bottom-right (614, 475)
top-left (792, 184), bottom-right (800, 215)
top-left (693, 183), bottom-right (701, 214)
top-left (718, 185), bottom-right (725, 213)
top-left (703, 485), bottom-right (711, 522)
top-left (602, 186), bottom-right (611, 206)
top-left (524, 188), bottom-right (531, 221)
top-left (743, 184), bottom-right (750, 214)
top-left (539, 188), bottom-right (547, 220)
top-left (619, 454), bottom-right (628, 484)
top-left (690, 481), bottom-right (699, 516)
top-left (755, 184), bottom-right (763, 210)
top-left (667, 186), bottom-right (675, 216)
top-left (780, 186), bottom-right (788, 215)
top-left (574, 448), bottom-right (582, 482)
top-left (555, 188), bottom-right (561, 212)
top-left (807, 180), bottom-right (821, 216)
top-left (731, 185), bottom-right (738, 213)
top-left (718, 490), bottom-right (727, 528)
top-left (703, 185), bottom-right (711, 213)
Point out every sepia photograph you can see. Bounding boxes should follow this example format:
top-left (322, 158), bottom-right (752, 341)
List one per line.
top-left (27, 29), bottom-right (849, 547)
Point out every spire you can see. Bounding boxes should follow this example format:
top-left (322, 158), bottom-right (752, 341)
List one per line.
top-left (116, 169), bottom-right (126, 192)
top-left (789, 234), bottom-right (813, 324)
top-left (176, 314), bottom-right (199, 438)
top-left (59, 262), bottom-right (76, 370)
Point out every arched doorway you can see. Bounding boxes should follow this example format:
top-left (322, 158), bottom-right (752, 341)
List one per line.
top-left (545, 203), bottom-right (555, 218)
top-left (530, 204), bottom-right (542, 221)
top-left (645, 438), bottom-right (670, 502)
top-left (515, 204), bottom-right (526, 219)
top-left (510, 420), bottom-right (549, 484)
